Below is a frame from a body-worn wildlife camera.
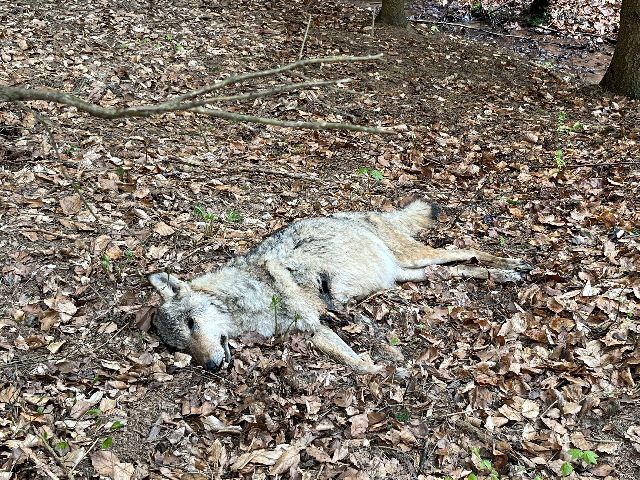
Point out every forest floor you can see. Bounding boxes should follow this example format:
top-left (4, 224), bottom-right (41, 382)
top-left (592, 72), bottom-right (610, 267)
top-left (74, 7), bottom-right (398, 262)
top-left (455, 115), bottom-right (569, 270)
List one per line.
top-left (1, 0), bottom-right (639, 479)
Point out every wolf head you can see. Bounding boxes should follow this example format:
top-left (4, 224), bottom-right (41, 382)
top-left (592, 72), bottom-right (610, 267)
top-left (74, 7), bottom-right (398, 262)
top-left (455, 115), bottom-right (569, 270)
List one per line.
top-left (148, 272), bottom-right (231, 371)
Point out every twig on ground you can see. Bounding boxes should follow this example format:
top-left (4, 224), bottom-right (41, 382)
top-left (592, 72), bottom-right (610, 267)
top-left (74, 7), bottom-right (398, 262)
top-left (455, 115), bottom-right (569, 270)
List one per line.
top-left (172, 54), bottom-right (382, 102)
top-left (67, 437), bottom-right (101, 480)
top-left (299, 14), bottom-right (312, 60)
top-left (21, 445), bottom-right (62, 480)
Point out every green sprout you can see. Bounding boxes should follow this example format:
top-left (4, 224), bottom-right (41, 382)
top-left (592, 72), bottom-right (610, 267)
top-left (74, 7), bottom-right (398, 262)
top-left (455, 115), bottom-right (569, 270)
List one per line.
top-left (554, 149), bottom-right (566, 169)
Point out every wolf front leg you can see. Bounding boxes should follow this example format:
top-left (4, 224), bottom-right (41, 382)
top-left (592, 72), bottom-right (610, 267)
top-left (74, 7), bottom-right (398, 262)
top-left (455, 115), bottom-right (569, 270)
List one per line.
top-left (310, 324), bottom-right (382, 375)
top-left (264, 260), bottom-right (382, 375)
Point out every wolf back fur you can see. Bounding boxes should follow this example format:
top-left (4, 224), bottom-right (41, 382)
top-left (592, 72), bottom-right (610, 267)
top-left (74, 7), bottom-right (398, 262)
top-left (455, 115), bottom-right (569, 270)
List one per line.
top-left (149, 200), bottom-right (530, 374)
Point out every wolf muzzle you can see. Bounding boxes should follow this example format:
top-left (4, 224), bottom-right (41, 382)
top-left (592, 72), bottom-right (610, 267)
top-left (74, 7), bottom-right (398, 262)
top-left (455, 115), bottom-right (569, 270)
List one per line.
top-left (202, 334), bottom-right (231, 371)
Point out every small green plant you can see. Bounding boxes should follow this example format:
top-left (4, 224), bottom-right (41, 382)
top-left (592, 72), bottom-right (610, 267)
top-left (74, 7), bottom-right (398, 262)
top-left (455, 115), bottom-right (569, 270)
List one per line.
top-left (471, 1), bottom-right (483, 14)
top-left (430, 25), bottom-right (440, 33)
top-left (124, 249), bottom-right (135, 261)
top-left (560, 448), bottom-right (598, 476)
top-left (271, 295), bottom-right (282, 324)
top-left (560, 462), bottom-right (573, 477)
top-left (357, 167), bottom-right (384, 205)
top-left (389, 336), bottom-right (400, 346)
top-left (193, 204), bottom-right (216, 222)
top-left (357, 167), bottom-right (384, 182)
top-left (557, 111), bottom-right (583, 134)
top-left (282, 311), bottom-right (301, 337)
top-left (100, 253), bottom-right (111, 274)
top-left (110, 420), bottom-right (125, 431)
top-left (395, 408), bottom-right (411, 422)
top-left (554, 149), bottom-right (566, 169)
top-left (85, 408), bottom-right (102, 417)
top-left (54, 440), bottom-right (70, 455)
top-left (101, 436), bottom-right (113, 449)
top-left (499, 235), bottom-right (506, 247)
top-left (557, 110), bottom-right (567, 130)
top-left (64, 144), bottom-right (79, 156)
top-left (469, 448), bottom-right (499, 480)
top-left (530, 14), bottom-right (545, 26)
top-left (224, 210), bottom-right (243, 223)
top-left (568, 447), bottom-right (598, 466)
top-left (193, 204), bottom-right (218, 234)
top-left (163, 34), bottom-right (183, 52)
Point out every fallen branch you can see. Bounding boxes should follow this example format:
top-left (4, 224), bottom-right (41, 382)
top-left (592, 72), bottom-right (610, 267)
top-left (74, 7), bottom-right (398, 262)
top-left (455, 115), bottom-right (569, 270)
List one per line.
top-left (0, 54), bottom-right (392, 134)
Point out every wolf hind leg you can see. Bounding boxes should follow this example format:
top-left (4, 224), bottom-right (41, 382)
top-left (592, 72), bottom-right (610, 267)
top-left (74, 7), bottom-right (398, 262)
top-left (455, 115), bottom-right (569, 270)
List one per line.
top-left (394, 241), bottom-right (531, 272)
top-left (448, 265), bottom-right (525, 283)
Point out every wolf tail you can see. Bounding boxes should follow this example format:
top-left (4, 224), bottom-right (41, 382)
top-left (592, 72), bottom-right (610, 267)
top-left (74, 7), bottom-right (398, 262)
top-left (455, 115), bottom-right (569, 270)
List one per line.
top-left (383, 199), bottom-right (440, 236)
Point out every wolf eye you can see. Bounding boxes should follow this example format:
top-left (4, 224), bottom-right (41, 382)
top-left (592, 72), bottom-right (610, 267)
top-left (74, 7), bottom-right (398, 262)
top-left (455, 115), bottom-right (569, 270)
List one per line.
top-left (187, 318), bottom-right (195, 331)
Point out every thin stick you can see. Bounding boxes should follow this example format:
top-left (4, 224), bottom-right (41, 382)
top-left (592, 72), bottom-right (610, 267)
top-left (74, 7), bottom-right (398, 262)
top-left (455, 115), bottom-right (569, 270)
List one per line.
top-left (371, 8), bottom-right (376, 37)
top-left (21, 446), bottom-right (62, 480)
top-left (171, 54), bottom-right (383, 102)
top-left (299, 14), bottom-right (312, 60)
top-left (67, 437), bottom-right (101, 480)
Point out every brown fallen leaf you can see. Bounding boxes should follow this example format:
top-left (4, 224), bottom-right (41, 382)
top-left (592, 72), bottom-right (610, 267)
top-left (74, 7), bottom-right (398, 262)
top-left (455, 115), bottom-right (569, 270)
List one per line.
top-left (154, 221), bottom-right (175, 236)
top-left (91, 451), bottom-right (135, 480)
top-left (59, 194), bottom-right (82, 215)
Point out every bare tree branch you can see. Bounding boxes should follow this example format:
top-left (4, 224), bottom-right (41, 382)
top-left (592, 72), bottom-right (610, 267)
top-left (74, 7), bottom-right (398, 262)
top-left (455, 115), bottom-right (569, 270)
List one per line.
top-left (171, 53), bottom-right (383, 102)
top-left (0, 54), bottom-right (393, 134)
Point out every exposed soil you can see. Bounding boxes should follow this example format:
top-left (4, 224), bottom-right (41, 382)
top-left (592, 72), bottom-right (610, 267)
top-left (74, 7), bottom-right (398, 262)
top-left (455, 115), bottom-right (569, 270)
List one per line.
top-left (1, 0), bottom-right (639, 479)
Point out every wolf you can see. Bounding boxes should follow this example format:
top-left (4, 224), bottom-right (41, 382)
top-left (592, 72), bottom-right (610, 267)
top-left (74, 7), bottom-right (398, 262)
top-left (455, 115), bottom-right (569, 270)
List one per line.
top-left (149, 199), bottom-right (530, 374)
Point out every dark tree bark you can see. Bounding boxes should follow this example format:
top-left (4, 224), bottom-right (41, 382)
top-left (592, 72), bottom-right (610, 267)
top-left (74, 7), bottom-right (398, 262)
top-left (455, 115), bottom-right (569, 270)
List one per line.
top-left (600, 0), bottom-right (640, 99)
top-left (376, 0), bottom-right (407, 27)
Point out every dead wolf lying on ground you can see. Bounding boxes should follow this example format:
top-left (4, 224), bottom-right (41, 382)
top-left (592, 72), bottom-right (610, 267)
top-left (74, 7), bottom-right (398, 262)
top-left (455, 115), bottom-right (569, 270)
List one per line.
top-left (149, 200), bottom-right (530, 374)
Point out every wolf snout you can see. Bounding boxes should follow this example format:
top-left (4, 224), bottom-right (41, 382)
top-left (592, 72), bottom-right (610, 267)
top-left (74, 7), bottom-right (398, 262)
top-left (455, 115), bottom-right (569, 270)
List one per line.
top-left (200, 334), bottom-right (232, 371)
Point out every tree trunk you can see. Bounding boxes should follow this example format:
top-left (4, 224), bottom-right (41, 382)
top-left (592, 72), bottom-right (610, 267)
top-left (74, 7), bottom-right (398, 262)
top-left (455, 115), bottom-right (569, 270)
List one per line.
top-left (600, 0), bottom-right (640, 99)
top-left (376, 0), bottom-right (407, 27)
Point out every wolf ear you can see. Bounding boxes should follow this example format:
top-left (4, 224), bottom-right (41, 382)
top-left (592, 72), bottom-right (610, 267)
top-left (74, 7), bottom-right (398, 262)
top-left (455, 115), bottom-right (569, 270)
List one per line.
top-left (149, 272), bottom-right (189, 301)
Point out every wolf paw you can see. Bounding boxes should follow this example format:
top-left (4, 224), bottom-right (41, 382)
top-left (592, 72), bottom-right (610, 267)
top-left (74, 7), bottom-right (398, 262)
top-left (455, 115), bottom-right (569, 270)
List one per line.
top-left (356, 357), bottom-right (383, 375)
top-left (497, 257), bottom-right (533, 272)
